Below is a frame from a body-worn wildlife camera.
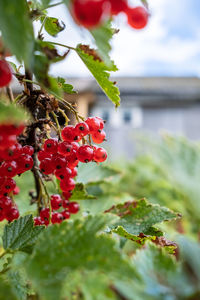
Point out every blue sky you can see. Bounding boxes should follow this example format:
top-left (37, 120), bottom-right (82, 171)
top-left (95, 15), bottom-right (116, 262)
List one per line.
top-left (36, 0), bottom-right (200, 77)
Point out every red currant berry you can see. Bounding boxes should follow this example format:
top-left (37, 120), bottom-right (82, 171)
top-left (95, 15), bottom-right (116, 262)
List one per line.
top-left (62, 199), bottom-right (70, 208)
top-left (6, 206), bottom-right (19, 222)
top-left (34, 217), bottom-right (45, 226)
top-left (68, 202), bottom-right (80, 214)
top-left (77, 145), bottom-right (94, 163)
top-left (22, 145), bottom-right (34, 156)
top-left (58, 141), bottom-right (73, 157)
top-left (39, 158), bottom-right (55, 175)
top-left (75, 122), bottom-right (89, 137)
top-left (61, 125), bottom-right (80, 142)
top-left (54, 168), bottom-right (72, 180)
top-left (126, 6), bottom-right (149, 29)
top-left (50, 194), bottom-right (62, 210)
top-left (86, 117), bottom-right (101, 133)
top-left (0, 59), bottom-right (12, 87)
top-left (38, 150), bottom-right (52, 161)
top-left (1, 178), bottom-right (16, 193)
top-left (61, 210), bottom-right (70, 220)
top-left (95, 117), bottom-right (104, 130)
top-left (70, 167), bottom-right (78, 178)
top-left (94, 147), bottom-right (107, 162)
top-left (16, 154), bottom-right (33, 173)
top-left (60, 178), bottom-right (75, 192)
top-left (108, 0), bottom-right (128, 15)
top-left (13, 186), bottom-right (20, 195)
top-left (66, 152), bottom-right (79, 169)
top-left (52, 155), bottom-right (67, 171)
top-left (3, 196), bottom-right (13, 211)
top-left (1, 143), bottom-right (22, 160)
top-left (0, 211), bottom-right (5, 221)
top-left (43, 139), bottom-right (58, 154)
top-left (0, 134), bottom-right (16, 150)
top-left (62, 191), bottom-right (72, 200)
top-left (71, 142), bottom-right (79, 152)
top-left (51, 212), bottom-right (63, 224)
top-left (40, 208), bottom-right (50, 224)
top-left (1, 161), bottom-right (17, 177)
top-left (91, 130), bottom-right (106, 144)
top-left (72, 0), bottom-right (106, 29)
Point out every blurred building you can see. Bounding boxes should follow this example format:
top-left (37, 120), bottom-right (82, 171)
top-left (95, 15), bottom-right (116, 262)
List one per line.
top-left (12, 77), bottom-right (200, 159)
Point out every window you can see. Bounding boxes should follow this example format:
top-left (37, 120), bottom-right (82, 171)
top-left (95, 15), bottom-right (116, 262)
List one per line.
top-left (123, 111), bottom-right (132, 124)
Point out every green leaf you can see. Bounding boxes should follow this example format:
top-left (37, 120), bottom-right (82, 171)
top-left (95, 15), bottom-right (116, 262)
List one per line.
top-left (106, 198), bottom-right (180, 239)
top-left (43, 17), bottom-right (65, 37)
top-left (25, 215), bottom-right (136, 300)
top-left (77, 162), bottom-right (120, 185)
top-left (3, 215), bottom-right (44, 252)
top-left (76, 44), bottom-right (120, 107)
top-left (57, 77), bottom-right (76, 94)
top-left (0, 276), bottom-right (17, 300)
top-left (0, 0), bottom-right (34, 66)
top-left (90, 20), bottom-right (118, 68)
top-left (0, 100), bottom-right (30, 124)
top-left (70, 183), bottom-right (96, 201)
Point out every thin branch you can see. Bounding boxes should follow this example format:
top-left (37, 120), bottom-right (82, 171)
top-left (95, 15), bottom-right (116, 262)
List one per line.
top-left (51, 111), bottom-right (61, 140)
top-left (45, 41), bottom-right (76, 51)
top-left (6, 86), bottom-right (14, 103)
top-left (38, 16), bottom-right (47, 39)
top-left (42, 1), bottom-right (64, 10)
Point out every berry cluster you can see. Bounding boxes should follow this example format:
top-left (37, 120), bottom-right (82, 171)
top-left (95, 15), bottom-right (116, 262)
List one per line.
top-left (35, 117), bottom-right (107, 225)
top-left (71, 0), bottom-right (149, 30)
top-left (0, 123), bottom-right (34, 222)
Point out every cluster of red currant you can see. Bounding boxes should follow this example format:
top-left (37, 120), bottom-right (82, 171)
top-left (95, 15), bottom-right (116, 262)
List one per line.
top-left (34, 116), bottom-right (107, 225)
top-left (0, 123), bottom-right (34, 222)
top-left (71, 0), bottom-right (149, 30)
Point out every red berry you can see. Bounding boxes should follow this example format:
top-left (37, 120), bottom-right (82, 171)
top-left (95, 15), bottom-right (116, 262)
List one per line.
top-left (60, 178), bottom-right (75, 192)
top-left (62, 191), bottom-right (72, 200)
top-left (50, 194), bottom-right (62, 210)
top-left (3, 196), bottom-right (13, 211)
top-left (77, 145), bottom-right (94, 163)
top-left (43, 139), bottom-right (58, 154)
top-left (52, 155), bottom-right (67, 171)
top-left (70, 167), bottom-right (78, 178)
top-left (13, 186), bottom-right (20, 195)
top-left (22, 145), bottom-right (34, 156)
top-left (91, 130), bottom-right (106, 144)
top-left (0, 134), bottom-right (16, 150)
top-left (58, 141), bottom-right (73, 157)
top-left (95, 117), bottom-right (104, 130)
top-left (34, 217), bottom-right (45, 226)
top-left (39, 158), bottom-right (55, 175)
top-left (66, 152), bottom-right (79, 169)
top-left (61, 125), bottom-right (80, 142)
top-left (126, 6), bottom-right (149, 29)
top-left (51, 212), bottom-right (63, 224)
top-left (37, 150), bottom-right (52, 161)
top-left (16, 154), bottom-right (33, 173)
top-left (61, 210), bottom-right (70, 220)
top-left (71, 142), bottom-right (80, 152)
top-left (5, 206), bottom-right (19, 222)
top-left (0, 59), bottom-right (12, 87)
top-left (74, 122), bottom-right (89, 137)
top-left (1, 161), bottom-right (17, 177)
top-left (108, 0), bottom-right (128, 15)
top-left (62, 199), bottom-right (70, 208)
top-left (86, 117), bottom-right (101, 133)
top-left (72, 0), bottom-right (106, 29)
top-left (68, 202), bottom-right (80, 214)
top-left (94, 147), bottom-right (107, 162)
top-left (54, 168), bottom-right (72, 180)
top-left (1, 143), bottom-right (22, 160)
top-left (40, 208), bottom-right (50, 224)
top-left (1, 178), bottom-right (16, 193)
